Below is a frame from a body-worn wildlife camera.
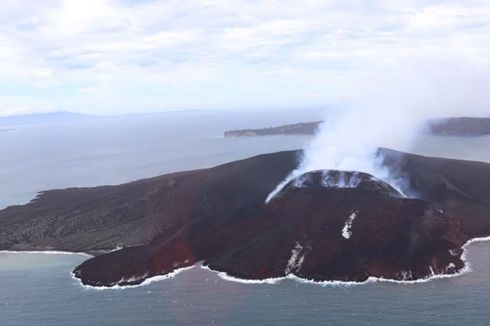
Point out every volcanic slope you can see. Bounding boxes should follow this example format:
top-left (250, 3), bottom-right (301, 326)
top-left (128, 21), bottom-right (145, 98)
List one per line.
top-left (0, 149), bottom-right (489, 287)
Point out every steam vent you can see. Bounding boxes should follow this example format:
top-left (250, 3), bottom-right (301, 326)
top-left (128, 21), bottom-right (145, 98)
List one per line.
top-left (1, 149), bottom-right (489, 287)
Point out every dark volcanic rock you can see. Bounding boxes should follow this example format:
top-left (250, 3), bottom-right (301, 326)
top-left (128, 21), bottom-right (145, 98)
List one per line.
top-left (202, 172), bottom-right (466, 282)
top-left (0, 150), bottom-right (299, 253)
top-left (282, 170), bottom-right (402, 197)
top-left (1, 149), bottom-right (490, 287)
top-left (380, 148), bottom-right (490, 238)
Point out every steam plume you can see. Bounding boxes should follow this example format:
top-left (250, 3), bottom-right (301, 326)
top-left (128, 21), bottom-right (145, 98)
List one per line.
top-left (267, 57), bottom-right (490, 202)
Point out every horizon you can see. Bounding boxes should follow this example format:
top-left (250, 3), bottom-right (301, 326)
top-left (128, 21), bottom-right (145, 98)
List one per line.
top-left (0, 109), bottom-right (489, 120)
top-left (0, 106), bottom-right (329, 118)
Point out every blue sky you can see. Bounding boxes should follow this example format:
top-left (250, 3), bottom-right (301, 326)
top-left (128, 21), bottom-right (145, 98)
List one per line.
top-left (1, 0), bottom-right (490, 116)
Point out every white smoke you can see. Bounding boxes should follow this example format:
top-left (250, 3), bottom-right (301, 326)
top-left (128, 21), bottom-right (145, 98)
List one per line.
top-left (267, 56), bottom-right (490, 203)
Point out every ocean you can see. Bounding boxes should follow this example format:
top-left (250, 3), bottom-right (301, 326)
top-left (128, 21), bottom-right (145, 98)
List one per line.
top-left (0, 110), bottom-right (489, 325)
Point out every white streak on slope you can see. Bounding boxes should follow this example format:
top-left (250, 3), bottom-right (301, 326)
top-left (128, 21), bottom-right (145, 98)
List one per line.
top-left (342, 211), bottom-right (358, 239)
top-left (285, 242), bottom-right (305, 275)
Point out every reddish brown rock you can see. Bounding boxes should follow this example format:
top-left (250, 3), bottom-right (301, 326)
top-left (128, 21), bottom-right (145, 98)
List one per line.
top-left (1, 149), bottom-right (489, 287)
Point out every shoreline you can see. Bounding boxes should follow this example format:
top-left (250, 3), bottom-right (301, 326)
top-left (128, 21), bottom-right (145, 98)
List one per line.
top-left (60, 235), bottom-right (490, 290)
top-left (1, 236), bottom-right (489, 291)
top-left (0, 250), bottom-right (93, 257)
top-left (1, 149), bottom-right (489, 291)
top-left (71, 265), bottom-right (196, 291)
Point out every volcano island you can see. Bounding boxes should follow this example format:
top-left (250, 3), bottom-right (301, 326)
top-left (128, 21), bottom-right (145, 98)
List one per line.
top-left (0, 149), bottom-right (489, 287)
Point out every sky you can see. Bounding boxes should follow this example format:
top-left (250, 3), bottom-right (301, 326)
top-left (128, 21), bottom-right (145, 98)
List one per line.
top-left (1, 0), bottom-right (490, 116)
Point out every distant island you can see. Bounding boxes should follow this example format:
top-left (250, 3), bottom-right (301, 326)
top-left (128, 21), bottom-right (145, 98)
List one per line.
top-left (224, 117), bottom-right (490, 137)
top-left (1, 149), bottom-right (489, 287)
top-left (428, 117), bottom-right (490, 136)
top-left (0, 111), bottom-right (97, 128)
top-left (224, 121), bottom-right (322, 137)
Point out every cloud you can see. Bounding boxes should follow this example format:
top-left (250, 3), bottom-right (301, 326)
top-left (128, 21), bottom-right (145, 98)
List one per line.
top-left (0, 0), bottom-right (489, 115)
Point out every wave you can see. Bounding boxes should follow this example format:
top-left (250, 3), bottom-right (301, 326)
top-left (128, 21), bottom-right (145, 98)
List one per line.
top-left (72, 265), bottom-right (195, 291)
top-left (199, 264), bottom-right (283, 284)
top-left (198, 265), bottom-right (459, 287)
top-left (0, 250), bottom-right (92, 257)
top-left (198, 236), bottom-right (490, 287)
top-left (14, 236), bottom-right (490, 290)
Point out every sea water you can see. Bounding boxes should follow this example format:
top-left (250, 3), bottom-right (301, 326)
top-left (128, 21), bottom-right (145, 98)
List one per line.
top-left (0, 110), bottom-right (489, 325)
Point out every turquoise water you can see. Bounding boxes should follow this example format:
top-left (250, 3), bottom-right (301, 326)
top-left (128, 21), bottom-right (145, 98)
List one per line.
top-left (0, 239), bottom-right (489, 326)
top-left (0, 110), bottom-right (489, 325)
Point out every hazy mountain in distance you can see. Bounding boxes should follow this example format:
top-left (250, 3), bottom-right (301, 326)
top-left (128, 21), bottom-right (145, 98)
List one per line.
top-left (0, 111), bottom-right (99, 127)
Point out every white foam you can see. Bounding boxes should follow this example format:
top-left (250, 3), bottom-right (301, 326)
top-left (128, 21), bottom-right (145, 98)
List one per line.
top-left (286, 274), bottom-right (362, 286)
top-left (198, 266), bottom-right (362, 287)
top-left (459, 236), bottom-right (490, 273)
top-left (200, 236), bottom-right (490, 286)
top-left (199, 264), bottom-right (282, 284)
top-left (0, 250), bottom-right (92, 257)
top-left (462, 235), bottom-right (490, 246)
top-left (362, 236), bottom-right (490, 285)
top-left (66, 235), bottom-right (490, 290)
top-left (73, 265), bottom-right (195, 290)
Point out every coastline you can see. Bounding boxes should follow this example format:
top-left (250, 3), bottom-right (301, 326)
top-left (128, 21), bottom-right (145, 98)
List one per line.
top-left (206, 235), bottom-right (490, 286)
top-left (1, 149), bottom-right (489, 291)
top-left (71, 265), bottom-right (196, 291)
top-left (64, 235), bottom-right (490, 290)
top-left (0, 250), bottom-right (93, 257)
